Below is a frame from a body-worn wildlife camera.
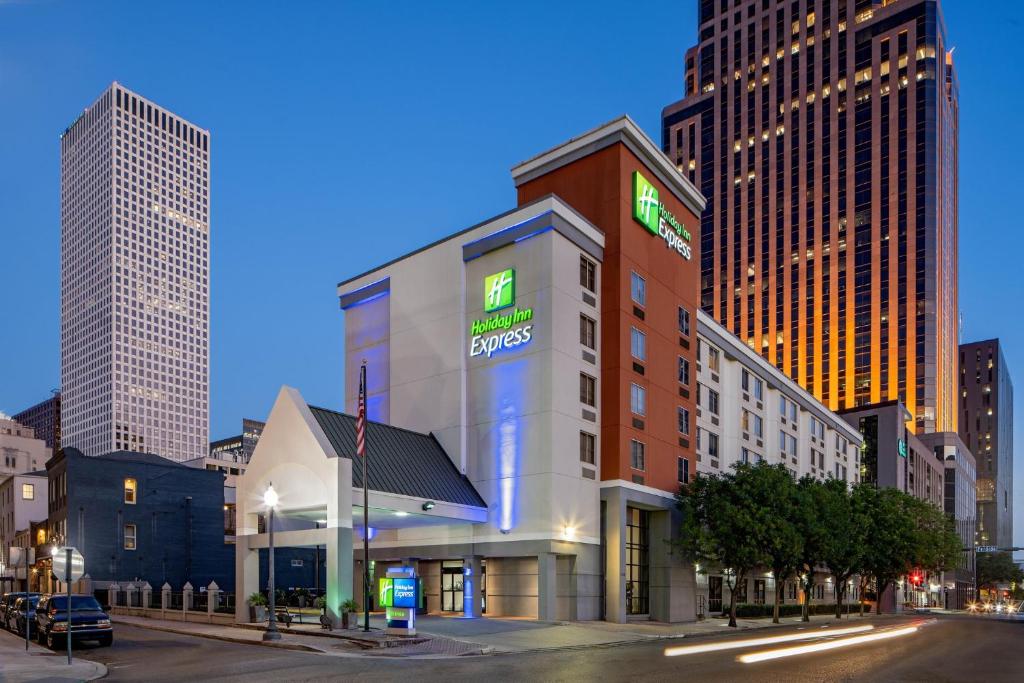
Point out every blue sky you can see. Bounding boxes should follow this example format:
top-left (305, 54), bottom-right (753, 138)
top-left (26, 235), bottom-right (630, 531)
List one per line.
top-left (1, 1), bottom-right (1022, 542)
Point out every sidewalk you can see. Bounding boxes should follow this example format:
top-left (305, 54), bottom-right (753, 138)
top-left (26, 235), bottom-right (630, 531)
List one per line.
top-left (113, 610), bottom-right (892, 659)
top-left (0, 631), bottom-right (107, 683)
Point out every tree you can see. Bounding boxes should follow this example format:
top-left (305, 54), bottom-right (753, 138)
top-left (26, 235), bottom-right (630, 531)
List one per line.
top-left (909, 498), bottom-right (963, 577)
top-left (748, 463), bottom-right (803, 624)
top-left (676, 464), bottom-right (767, 627)
top-left (793, 477), bottom-right (828, 622)
top-left (858, 485), bottom-right (917, 614)
top-left (976, 552), bottom-right (1024, 593)
top-left (819, 478), bottom-right (866, 619)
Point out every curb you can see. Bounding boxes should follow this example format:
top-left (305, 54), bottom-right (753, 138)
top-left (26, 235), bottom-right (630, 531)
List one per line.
top-left (234, 622), bottom-right (391, 649)
top-left (110, 618), bottom-right (325, 653)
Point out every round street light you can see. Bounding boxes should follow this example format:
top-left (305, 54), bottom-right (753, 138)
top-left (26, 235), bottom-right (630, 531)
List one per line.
top-left (263, 483), bottom-right (282, 642)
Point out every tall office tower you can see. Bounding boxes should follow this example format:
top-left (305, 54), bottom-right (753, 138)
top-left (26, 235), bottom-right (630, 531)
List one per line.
top-left (662, 0), bottom-right (958, 433)
top-left (13, 392), bottom-right (61, 451)
top-left (61, 83), bottom-right (210, 461)
top-left (958, 340), bottom-right (1014, 548)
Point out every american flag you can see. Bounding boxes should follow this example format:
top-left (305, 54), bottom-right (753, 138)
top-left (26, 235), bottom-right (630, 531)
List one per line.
top-left (356, 363), bottom-right (366, 458)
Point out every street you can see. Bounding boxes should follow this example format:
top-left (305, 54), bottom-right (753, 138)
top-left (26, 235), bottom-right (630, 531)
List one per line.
top-left (2, 615), bottom-right (1018, 682)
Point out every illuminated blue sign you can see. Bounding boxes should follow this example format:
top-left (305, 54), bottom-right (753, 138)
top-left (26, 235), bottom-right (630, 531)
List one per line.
top-left (392, 578), bottom-right (417, 608)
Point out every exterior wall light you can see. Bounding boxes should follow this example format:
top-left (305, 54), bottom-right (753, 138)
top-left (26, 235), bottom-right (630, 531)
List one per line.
top-left (421, 501), bottom-right (435, 511)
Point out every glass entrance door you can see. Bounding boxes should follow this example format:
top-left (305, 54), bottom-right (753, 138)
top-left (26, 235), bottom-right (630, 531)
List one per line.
top-left (441, 561), bottom-right (464, 612)
top-left (709, 575), bottom-right (723, 613)
top-left (625, 507), bottom-right (650, 615)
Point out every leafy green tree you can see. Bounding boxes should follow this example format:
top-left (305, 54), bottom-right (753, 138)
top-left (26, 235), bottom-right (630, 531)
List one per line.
top-left (976, 551), bottom-right (1024, 593)
top-left (676, 464), bottom-right (767, 627)
top-left (857, 485), bottom-right (917, 614)
top-left (793, 477), bottom-right (828, 622)
top-left (752, 464), bottom-right (803, 624)
top-left (909, 497), bottom-right (963, 576)
top-left (819, 478), bottom-right (866, 618)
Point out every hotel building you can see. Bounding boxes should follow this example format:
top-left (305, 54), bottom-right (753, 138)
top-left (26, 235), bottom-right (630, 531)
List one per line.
top-left (60, 83), bottom-right (210, 461)
top-left (662, 0), bottom-right (959, 433)
top-left (236, 117), bottom-right (861, 624)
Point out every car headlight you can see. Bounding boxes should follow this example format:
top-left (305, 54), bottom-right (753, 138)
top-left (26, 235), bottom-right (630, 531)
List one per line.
top-left (52, 623), bottom-right (68, 632)
top-left (97, 619), bottom-right (111, 626)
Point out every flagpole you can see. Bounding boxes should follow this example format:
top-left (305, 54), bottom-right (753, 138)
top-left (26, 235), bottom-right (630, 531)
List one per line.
top-left (360, 361), bottom-right (370, 632)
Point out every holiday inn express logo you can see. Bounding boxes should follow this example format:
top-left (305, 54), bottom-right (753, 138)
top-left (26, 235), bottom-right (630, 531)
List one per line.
top-left (484, 269), bottom-right (515, 313)
top-left (631, 171), bottom-right (693, 260)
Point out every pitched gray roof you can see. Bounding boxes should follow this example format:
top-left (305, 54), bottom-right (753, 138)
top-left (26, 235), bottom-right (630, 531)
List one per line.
top-left (309, 407), bottom-right (486, 508)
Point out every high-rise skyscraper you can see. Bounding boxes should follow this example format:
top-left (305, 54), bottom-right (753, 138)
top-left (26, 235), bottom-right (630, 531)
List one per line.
top-left (958, 339), bottom-right (1013, 548)
top-left (60, 82), bottom-right (210, 461)
top-left (662, 0), bottom-right (958, 433)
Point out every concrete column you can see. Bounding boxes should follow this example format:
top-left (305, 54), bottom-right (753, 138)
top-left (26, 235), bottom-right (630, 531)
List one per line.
top-left (649, 510), bottom-right (696, 623)
top-left (161, 583), bottom-right (171, 611)
top-left (325, 526), bottom-right (354, 626)
top-left (462, 555), bottom-right (482, 618)
top-left (141, 582), bottom-right (152, 610)
top-left (234, 537), bottom-right (260, 623)
top-left (182, 582), bottom-right (194, 611)
top-left (207, 581), bottom-right (220, 615)
top-left (107, 583), bottom-right (119, 610)
top-left (602, 488), bottom-right (628, 623)
top-left (537, 553), bottom-right (558, 622)
top-left (124, 583), bottom-right (137, 608)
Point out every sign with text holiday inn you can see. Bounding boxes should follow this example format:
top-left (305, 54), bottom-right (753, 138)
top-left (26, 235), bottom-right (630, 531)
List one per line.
top-left (632, 171), bottom-right (693, 260)
top-left (470, 268), bottom-right (534, 358)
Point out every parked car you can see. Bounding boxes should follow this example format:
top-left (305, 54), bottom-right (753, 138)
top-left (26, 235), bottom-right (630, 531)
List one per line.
top-left (1, 592), bottom-right (40, 631)
top-left (34, 595), bottom-right (113, 649)
top-left (7, 595), bottom-right (40, 636)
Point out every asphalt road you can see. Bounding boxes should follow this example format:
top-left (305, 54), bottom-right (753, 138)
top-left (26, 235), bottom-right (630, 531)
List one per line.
top-left (33, 615), bottom-right (1024, 682)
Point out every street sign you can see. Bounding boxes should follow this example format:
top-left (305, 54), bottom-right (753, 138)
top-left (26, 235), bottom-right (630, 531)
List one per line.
top-left (51, 546), bottom-right (84, 583)
top-left (975, 546), bottom-right (998, 553)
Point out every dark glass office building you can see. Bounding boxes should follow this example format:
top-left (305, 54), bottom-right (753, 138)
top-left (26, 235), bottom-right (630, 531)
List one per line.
top-left (958, 339), bottom-right (1014, 548)
top-left (13, 392), bottom-right (61, 451)
top-left (662, 0), bottom-right (958, 433)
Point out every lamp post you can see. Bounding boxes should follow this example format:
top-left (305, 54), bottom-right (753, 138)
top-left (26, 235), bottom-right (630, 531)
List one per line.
top-left (263, 483), bottom-right (281, 642)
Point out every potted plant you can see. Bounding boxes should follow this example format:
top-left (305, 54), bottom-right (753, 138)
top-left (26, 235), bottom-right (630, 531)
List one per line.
top-left (248, 592), bottom-right (268, 623)
top-left (341, 599), bottom-right (359, 629)
top-left (294, 587), bottom-right (310, 609)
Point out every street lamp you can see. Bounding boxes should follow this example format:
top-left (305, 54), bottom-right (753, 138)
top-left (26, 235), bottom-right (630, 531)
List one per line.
top-left (263, 483), bottom-right (281, 642)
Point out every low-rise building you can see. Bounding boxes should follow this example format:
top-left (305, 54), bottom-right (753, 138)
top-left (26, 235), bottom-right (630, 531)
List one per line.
top-left (0, 471), bottom-right (48, 592)
top-left (0, 413), bottom-right (50, 480)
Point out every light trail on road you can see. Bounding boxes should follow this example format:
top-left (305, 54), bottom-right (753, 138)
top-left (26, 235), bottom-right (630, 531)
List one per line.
top-left (664, 624), bottom-right (874, 657)
top-left (737, 624), bottom-right (920, 663)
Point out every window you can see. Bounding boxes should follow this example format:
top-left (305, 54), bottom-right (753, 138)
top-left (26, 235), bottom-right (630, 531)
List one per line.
top-left (580, 373), bottom-right (596, 407)
top-left (630, 327), bottom-right (647, 361)
top-left (780, 431), bottom-right (797, 456)
top-left (780, 396), bottom-right (797, 421)
top-left (708, 432), bottom-right (719, 459)
top-left (678, 456), bottom-right (690, 484)
top-left (741, 409), bottom-right (751, 432)
top-left (579, 431), bottom-right (596, 465)
top-left (706, 387), bottom-right (720, 415)
top-left (580, 314), bottom-right (596, 349)
top-left (678, 407), bottom-right (690, 436)
top-left (630, 440), bottom-right (646, 471)
top-left (21, 483), bottom-right (34, 500)
top-left (753, 414), bottom-right (763, 438)
top-left (742, 369), bottom-right (750, 392)
top-left (678, 306), bottom-right (691, 336)
top-left (630, 272), bottom-right (646, 306)
top-left (630, 383), bottom-right (647, 416)
top-left (124, 524), bottom-right (137, 550)
top-left (753, 377), bottom-right (764, 401)
top-left (810, 417), bottom-right (825, 439)
top-left (707, 346), bottom-right (720, 372)
top-left (678, 357), bottom-right (691, 385)
top-left (124, 477), bottom-right (137, 504)
top-left (580, 256), bottom-right (596, 292)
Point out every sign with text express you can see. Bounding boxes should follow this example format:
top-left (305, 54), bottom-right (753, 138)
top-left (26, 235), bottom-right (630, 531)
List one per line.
top-left (470, 268), bottom-right (534, 358)
top-left (631, 171), bottom-right (693, 260)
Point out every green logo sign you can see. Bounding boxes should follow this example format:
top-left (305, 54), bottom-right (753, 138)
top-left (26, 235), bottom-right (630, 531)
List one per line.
top-left (631, 171), bottom-right (693, 260)
top-left (898, 439), bottom-right (907, 458)
top-left (633, 172), bottom-right (660, 235)
top-left (484, 269), bottom-right (515, 313)
top-left (378, 578), bottom-right (394, 607)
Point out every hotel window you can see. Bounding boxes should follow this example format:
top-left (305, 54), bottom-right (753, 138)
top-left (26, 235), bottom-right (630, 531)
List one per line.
top-left (780, 396), bottom-right (797, 421)
top-left (678, 456), bottom-right (690, 484)
top-left (678, 306), bottom-right (691, 336)
top-left (580, 314), bottom-right (596, 349)
top-left (706, 387), bottom-right (720, 416)
top-left (678, 407), bottom-right (690, 436)
top-left (753, 377), bottom-right (764, 401)
top-left (742, 369), bottom-right (750, 392)
top-left (580, 255), bottom-right (596, 292)
top-left (810, 417), bottom-right (825, 440)
top-left (630, 383), bottom-right (647, 416)
top-left (753, 414), bottom-right (763, 438)
top-left (124, 523), bottom-right (137, 550)
top-left (630, 327), bottom-right (647, 361)
top-left (630, 272), bottom-right (646, 306)
top-left (707, 346), bottom-right (720, 372)
top-left (579, 431), bottom-right (596, 465)
top-left (678, 357), bottom-right (691, 385)
top-left (708, 432), bottom-right (719, 459)
top-left (630, 440), bottom-right (646, 471)
top-left (124, 477), bottom-right (137, 504)
top-left (579, 373), bottom-right (596, 407)
top-left (21, 483), bottom-right (34, 500)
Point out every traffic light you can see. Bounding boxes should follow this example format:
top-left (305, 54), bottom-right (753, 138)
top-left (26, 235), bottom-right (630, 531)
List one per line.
top-left (909, 572), bottom-right (923, 587)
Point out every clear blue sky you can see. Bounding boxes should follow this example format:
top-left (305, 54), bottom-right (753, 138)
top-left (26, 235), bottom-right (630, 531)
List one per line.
top-left (2, 1), bottom-right (1022, 542)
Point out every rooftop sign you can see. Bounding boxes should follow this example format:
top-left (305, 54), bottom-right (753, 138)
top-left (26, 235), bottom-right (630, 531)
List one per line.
top-left (632, 171), bottom-right (692, 260)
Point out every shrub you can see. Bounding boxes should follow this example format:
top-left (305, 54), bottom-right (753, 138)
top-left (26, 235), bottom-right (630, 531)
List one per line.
top-left (248, 592), bottom-right (268, 607)
top-left (341, 599), bottom-right (358, 613)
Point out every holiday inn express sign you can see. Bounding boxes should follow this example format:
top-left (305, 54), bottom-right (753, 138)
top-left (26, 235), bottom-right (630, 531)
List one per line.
top-left (632, 171), bottom-right (692, 260)
top-left (470, 268), bottom-right (534, 358)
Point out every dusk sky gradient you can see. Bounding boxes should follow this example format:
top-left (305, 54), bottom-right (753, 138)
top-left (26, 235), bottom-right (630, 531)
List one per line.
top-left (2, 0), bottom-right (1021, 545)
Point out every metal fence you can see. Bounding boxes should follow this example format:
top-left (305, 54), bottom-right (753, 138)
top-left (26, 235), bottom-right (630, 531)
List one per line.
top-left (190, 592), bottom-right (208, 612)
top-left (213, 593), bottom-right (235, 614)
